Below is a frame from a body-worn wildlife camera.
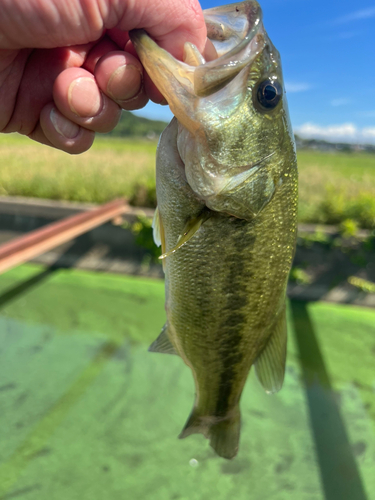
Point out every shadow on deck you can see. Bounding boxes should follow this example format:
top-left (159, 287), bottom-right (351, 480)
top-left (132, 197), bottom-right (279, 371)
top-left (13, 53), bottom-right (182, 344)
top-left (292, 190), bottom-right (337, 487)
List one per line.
top-left (291, 301), bottom-right (368, 500)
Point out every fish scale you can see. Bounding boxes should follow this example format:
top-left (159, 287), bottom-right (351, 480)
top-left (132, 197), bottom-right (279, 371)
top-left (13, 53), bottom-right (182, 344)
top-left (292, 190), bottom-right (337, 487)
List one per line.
top-left (130, 0), bottom-right (298, 459)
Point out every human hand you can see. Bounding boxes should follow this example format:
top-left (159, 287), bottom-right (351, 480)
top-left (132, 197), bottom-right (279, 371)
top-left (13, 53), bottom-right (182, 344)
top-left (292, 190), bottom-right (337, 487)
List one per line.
top-left (0, 0), bottom-right (206, 153)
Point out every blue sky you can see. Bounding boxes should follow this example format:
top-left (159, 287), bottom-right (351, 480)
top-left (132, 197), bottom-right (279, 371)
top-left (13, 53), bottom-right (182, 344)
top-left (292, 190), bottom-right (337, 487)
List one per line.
top-left (134, 0), bottom-right (375, 144)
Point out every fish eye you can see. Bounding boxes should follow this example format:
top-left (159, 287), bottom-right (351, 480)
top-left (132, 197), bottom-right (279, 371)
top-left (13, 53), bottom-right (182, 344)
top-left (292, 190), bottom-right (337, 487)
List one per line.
top-left (256, 79), bottom-right (282, 110)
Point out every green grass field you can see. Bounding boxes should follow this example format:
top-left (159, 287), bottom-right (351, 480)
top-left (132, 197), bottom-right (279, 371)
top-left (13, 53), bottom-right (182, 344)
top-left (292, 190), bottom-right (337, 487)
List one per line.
top-left (1, 134), bottom-right (375, 227)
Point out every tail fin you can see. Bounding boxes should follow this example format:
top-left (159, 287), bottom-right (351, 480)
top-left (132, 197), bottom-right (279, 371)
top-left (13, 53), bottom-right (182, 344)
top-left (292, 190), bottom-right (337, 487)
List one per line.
top-left (178, 406), bottom-right (241, 460)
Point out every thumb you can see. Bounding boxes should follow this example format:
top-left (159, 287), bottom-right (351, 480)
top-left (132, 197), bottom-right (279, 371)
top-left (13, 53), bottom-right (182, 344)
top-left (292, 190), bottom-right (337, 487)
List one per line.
top-left (121, 0), bottom-right (207, 58)
top-left (0, 0), bottom-right (207, 58)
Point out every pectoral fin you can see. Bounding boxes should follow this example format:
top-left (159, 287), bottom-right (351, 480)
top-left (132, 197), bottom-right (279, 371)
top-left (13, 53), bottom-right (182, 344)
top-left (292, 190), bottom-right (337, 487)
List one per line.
top-left (153, 207), bottom-right (166, 271)
top-left (148, 324), bottom-right (178, 355)
top-left (255, 307), bottom-right (287, 394)
top-left (160, 210), bottom-right (211, 260)
top-left (152, 207), bottom-right (162, 247)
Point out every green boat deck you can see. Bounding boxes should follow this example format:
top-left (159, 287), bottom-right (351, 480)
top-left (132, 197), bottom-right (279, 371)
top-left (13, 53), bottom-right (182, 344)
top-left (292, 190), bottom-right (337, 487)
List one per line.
top-left (0, 264), bottom-right (374, 499)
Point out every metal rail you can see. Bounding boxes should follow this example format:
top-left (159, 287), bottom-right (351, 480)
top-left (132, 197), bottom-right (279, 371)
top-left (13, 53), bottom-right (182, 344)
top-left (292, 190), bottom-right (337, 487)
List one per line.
top-left (0, 198), bottom-right (129, 275)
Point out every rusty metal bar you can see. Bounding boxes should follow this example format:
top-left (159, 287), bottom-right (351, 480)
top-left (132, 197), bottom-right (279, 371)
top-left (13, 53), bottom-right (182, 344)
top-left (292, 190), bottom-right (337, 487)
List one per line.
top-left (0, 199), bottom-right (129, 275)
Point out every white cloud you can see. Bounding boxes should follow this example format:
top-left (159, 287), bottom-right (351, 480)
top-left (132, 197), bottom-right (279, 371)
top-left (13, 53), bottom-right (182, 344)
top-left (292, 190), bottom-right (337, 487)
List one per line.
top-left (295, 122), bottom-right (375, 145)
top-left (285, 82), bottom-right (311, 93)
top-left (333, 7), bottom-right (375, 24)
top-left (331, 98), bottom-right (350, 107)
top-left (363, 128), bottom-right (375, 139)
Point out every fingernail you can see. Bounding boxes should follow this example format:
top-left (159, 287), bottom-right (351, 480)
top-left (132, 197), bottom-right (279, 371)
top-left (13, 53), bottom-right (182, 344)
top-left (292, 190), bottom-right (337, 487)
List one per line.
top-left (50, 108), bottom-right (80, 138)
top-left (107, 64), bottom-right (142, 102)
top-left (68, 77), bottom-right (102, 117)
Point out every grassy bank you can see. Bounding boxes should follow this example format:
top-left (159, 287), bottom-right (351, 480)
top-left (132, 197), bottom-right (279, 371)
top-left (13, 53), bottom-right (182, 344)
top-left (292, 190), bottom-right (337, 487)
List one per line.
top-left (0, 134), bottom-right (375, 228)
top-left (298, 150), bottom-right (375, 229)
top-left (0, 134), bottom-right (157, 206)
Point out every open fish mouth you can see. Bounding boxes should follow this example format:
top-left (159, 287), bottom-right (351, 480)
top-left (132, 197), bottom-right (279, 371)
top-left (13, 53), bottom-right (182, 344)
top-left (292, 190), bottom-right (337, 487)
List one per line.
top-left (131, 1), bottom-right (286, 222)
top-left (130, 1), bottom-right (265, 132)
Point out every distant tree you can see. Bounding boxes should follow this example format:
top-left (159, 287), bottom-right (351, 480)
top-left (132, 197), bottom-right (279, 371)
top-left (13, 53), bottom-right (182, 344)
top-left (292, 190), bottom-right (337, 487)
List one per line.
top-left (105, 111), bottom-right (168, 138)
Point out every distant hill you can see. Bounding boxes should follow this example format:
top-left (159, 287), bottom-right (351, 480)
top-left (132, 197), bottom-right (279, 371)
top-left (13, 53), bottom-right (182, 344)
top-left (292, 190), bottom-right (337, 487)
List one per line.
top-left (105, 113), bottom-right (375, 152)
top-left (295, 134), bottom-right (375, 153)
top-left (105, 110), bottom-right (168, 138)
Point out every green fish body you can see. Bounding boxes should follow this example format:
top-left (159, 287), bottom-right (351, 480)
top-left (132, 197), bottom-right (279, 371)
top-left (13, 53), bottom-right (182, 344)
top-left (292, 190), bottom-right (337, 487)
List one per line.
top-left (131, 0), bottom-right (298, 459)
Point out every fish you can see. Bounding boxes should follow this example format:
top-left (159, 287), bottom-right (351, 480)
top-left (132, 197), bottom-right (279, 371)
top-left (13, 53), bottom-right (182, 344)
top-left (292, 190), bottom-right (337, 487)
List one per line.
top-left (130, 0), bottom-right (298, 459)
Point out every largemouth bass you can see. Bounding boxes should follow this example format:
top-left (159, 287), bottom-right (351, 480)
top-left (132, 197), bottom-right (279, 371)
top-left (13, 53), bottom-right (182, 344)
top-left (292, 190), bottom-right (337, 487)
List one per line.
top-left (130, 0), bottom-right (298, 459)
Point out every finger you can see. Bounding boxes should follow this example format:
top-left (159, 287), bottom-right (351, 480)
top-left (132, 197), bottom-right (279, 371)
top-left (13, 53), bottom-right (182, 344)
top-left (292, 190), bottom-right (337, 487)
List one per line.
top-left (83, 36), bottom-right (120, 73)
top-left (29, 103), bottom-right (95, 154)
top-left (107, 28), bottom-right (130, 50)
top-left (1, 0), bottom-right (206, 58)
top-left (203, 39), bottom-right (218, 62)
top-left (123, 40), bottom-right (165, 105)
top-left (115, 0), bottom-right (207, 59)
top-left (143, 72), bottom-right (167, 105)
top-left (53, 67), bottom-right (121, 133)
top-left (3, 45), bottom-right (95, 135)
top-left (94, 50), bottom-right (149, 110)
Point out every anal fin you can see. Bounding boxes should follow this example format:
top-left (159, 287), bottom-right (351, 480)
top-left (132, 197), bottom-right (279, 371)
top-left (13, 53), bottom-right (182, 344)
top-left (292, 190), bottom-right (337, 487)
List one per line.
top-left (148, 324), bottom-right (178, 356)
top-left (255, 306), bottom-right (287, 394)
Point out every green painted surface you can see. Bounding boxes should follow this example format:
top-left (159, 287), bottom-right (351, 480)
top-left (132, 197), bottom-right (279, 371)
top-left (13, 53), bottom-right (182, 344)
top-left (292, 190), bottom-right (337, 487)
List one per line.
top-left (0, 264), bottom-right (374, 499)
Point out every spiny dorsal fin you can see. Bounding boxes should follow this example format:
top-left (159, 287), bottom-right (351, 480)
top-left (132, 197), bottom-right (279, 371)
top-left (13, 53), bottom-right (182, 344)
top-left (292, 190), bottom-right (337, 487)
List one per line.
top-left (160, 210), bottom-right (211, 260)
top-left (148, 324), bottom-right (178, 355)
top-left (255, 306), bottom-right (287, 394)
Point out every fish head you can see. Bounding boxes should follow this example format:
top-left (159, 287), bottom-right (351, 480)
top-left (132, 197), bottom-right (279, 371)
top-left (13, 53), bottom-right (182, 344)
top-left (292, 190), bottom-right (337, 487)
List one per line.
top-left (130, 1), bottom-right (297, 220)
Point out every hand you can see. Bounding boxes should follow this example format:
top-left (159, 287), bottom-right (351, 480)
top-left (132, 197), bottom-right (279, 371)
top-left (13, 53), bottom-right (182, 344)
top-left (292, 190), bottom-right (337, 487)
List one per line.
top-left (0, 0), bottom-right (206, 153)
